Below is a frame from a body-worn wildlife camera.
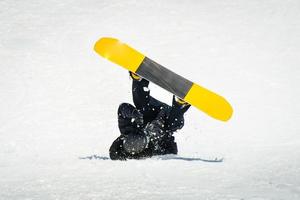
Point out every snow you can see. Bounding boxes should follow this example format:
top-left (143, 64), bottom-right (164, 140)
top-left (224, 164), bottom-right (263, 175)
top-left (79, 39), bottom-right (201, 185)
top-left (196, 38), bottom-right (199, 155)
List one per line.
top-left (1, 0), bottom-right (300, 199)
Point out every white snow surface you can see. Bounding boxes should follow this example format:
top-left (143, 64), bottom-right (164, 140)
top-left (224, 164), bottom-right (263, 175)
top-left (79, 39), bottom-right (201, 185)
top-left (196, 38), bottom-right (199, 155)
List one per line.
top-left (1, 0), bottom-right (300, 199)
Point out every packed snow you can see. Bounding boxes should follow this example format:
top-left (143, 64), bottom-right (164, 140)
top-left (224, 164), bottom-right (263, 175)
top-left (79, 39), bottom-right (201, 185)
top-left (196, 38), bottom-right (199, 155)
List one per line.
top-left (0, 0), bottom-right (300, 199)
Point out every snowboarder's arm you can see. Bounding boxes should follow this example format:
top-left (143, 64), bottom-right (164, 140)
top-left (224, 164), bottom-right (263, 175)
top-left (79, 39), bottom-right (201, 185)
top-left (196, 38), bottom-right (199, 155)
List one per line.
top-left (109, 136), bottom-right (127, 160)
top-left (118, 103), bottom-right (143, 135)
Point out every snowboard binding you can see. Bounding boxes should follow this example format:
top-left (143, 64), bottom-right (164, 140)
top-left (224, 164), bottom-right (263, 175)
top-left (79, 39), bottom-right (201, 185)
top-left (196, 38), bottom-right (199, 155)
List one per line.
top-left (129, 71), bottom-right (142, 81)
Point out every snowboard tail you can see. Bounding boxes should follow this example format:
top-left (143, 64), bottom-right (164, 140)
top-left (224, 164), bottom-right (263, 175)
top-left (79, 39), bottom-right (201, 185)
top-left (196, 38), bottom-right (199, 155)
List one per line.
top-left (94, 37), bottom-right (233, 121)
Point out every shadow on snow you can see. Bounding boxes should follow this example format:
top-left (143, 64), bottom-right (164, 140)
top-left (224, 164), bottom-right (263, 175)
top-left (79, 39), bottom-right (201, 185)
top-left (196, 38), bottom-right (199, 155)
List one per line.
top-left (79, 154), bottom-right (223, 162)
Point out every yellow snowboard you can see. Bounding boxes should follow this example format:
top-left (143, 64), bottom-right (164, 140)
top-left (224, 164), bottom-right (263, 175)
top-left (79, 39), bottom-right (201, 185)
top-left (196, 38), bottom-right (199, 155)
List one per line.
top-left (94, 37), bottom-right (233, 122)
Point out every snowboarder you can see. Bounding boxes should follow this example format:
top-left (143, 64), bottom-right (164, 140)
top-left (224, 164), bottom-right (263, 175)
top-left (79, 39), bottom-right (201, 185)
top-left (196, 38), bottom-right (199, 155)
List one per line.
top-left (109, 72), bottom-right (191, 160)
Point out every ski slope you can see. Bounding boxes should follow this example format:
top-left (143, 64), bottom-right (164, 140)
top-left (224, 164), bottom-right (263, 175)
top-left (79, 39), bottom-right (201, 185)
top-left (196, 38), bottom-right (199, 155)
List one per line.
top-left (0, 0), bottom-right (300, 199)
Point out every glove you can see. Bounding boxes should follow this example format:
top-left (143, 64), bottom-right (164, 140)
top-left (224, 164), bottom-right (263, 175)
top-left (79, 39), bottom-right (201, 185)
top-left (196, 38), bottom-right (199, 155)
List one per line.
top-left (131, 109), bottom-right (144, 128)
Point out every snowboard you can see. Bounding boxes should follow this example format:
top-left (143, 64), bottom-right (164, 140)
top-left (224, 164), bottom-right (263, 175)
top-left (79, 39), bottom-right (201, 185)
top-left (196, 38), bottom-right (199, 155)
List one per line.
top-left (94, 37), bottom-right (233, 122)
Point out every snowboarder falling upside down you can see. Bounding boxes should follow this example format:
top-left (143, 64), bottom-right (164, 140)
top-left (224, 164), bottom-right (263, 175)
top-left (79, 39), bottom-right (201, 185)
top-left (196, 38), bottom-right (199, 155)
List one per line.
top-left (109, 72), bottom-right (191, 160)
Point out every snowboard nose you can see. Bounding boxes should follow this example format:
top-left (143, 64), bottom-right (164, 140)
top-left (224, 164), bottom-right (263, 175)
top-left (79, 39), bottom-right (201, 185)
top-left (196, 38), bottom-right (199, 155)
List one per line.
top-left (94, 37), bottom-right (145, 73)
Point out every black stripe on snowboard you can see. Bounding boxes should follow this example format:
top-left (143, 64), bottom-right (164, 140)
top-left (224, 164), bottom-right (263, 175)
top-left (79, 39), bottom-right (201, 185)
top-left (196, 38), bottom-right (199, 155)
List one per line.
top-left (136, 57), bottom-right (193, 99)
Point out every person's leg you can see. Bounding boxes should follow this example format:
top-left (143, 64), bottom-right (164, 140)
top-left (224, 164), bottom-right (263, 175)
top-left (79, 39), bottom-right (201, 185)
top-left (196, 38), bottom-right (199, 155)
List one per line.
top-left (165, 96), bottom-right (191, 133)
top-left (132, 77), bottom-right (151, 110)
top-left (131, 74), bottom-right (171, 123)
